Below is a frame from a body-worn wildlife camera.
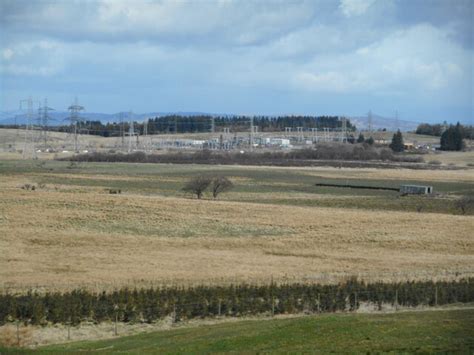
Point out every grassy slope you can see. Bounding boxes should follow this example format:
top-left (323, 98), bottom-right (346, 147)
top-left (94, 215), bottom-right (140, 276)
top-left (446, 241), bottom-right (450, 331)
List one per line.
top-left (2, 309), bottom-right (474, 353)
top-left (0, 160), bottom-right (473, 215)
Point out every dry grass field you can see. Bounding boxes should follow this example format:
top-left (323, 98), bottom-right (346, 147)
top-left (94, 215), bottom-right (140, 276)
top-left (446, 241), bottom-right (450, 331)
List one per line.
top-left (0, 159), bottom-right (473, 292)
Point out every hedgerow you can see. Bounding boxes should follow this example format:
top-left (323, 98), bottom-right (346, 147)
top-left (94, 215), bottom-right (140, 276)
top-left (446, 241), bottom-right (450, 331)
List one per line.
top-left (1, 278), bottom-right (472, 326)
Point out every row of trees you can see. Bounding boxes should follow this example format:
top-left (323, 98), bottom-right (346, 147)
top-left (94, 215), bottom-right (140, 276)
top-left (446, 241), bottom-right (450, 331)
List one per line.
top-left (51, 115), bottom-right (355, 137)
top-left (66, 144), bottom-right (423, 166)
top-left (440, 123), bottom-right (465, 151)
top-left (416, 122), bottom-right (473, 138)
top-left (416, 122), bottom-right (471, 151)
top-left (1, 278), bottom-right (472, 326)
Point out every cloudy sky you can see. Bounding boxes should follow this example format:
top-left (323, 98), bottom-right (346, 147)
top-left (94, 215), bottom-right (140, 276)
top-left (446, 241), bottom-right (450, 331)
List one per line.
top-left (0, 0), bottom-right (472, 122)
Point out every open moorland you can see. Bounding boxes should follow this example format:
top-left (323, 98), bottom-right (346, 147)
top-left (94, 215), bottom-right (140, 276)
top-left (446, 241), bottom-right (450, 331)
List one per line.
top-left (1, 159), bottom-right (473, 292)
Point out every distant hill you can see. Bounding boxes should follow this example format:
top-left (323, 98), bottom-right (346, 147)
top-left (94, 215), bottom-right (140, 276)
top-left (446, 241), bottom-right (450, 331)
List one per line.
top-left (0, 110), bottom-right (423, 132)
top-left (0, 111), bottom-right (226, 126)
top-left (349, 114), bottom-right (419, 132)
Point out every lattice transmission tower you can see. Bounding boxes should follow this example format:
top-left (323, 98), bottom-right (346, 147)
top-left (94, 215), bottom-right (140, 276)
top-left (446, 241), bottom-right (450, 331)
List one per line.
top-left (367, 110), bottom-right (373, 134)
top-left (127, 111), bottom-right (138, 153)
top-left (67, 97), bottom-right (85, 152)
top-left (20, 96), bottom-right (36, 159)
top-left (37, 98), bottom-right (54, 151)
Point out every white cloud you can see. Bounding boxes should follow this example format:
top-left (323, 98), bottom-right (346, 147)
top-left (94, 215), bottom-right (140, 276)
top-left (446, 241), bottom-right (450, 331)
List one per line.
top-left (2, 48), bottom-right (14, 60)
top-left (291, 24), bottom-right (469, 98)
top-left (2, 0), bottom-right (317, 46)
top-left (0, 40), bottom-right (65, 76)
top-left (294, 71), bottom-right (352, 92)
top-left (339, 0), bottom-right (376, 17)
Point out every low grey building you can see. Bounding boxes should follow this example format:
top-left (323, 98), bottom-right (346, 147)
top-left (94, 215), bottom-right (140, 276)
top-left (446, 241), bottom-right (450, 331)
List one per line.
top-left (400, 185), bottom-right (433, 195)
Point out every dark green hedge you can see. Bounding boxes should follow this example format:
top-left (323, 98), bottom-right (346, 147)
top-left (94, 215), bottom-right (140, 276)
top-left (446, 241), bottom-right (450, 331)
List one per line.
top-left (1, 278), bottom-right (472, 326)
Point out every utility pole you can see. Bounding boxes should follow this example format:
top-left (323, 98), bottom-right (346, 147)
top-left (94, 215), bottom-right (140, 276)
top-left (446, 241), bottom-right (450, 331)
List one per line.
top-left (341, 117), bottom-right (347, 143)
top-left (223, 127), bottom-right (230, 149)
top-left (119, 112), bottom-right (125, 151)
top-left (324, 128), bottom-right (330, 142)
top-left (297, 127), bottom-right (304, 142)
top-left (395, 289), bottom-right (399, 311)
top-left (395, 110), bottom-right (399, 132)
top-left (250, 116), bottom-right (254, 151)
top-left (311, 127), bottom-right (318, 143)
top-left (270, 275), bottom-right (275, 317)
top-left (128, 111), bottom-right (134, 153)
top-left (367, 110), bottom-right (373, 136)
top-left (210, 116), bottom-right (215, 133)
top-left (113, 305), bottom-right (118, 336)
top-left (143, 119), bottom-right (148, 152)
top-left (16, 320), bottom-right (20, 346)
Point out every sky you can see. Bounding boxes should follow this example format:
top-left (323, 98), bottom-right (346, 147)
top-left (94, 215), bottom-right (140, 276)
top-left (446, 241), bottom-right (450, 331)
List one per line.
top-left (0, 0), bottom-right (473, 123)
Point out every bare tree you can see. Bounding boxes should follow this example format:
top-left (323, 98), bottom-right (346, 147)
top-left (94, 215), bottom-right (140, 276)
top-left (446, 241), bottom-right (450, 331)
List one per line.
top-left (455, 196), bottom-right (474, 215)
top-left (211, 176), bottom-right (234, 199)
top-left (182, 175), bottom-right (212, 199)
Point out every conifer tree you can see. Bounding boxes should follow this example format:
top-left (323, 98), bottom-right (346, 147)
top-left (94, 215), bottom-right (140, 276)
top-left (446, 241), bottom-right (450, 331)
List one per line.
top-left (440, 122), bottom-right (464, 151)
top-left (389, 130), bottom-right (404, 152)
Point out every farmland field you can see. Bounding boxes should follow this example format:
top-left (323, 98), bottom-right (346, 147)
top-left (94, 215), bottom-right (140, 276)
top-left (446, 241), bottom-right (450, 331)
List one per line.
top-left (2, 308), bottom-right (473, 353)
top-left (1, 159), bottom-right (473, 291)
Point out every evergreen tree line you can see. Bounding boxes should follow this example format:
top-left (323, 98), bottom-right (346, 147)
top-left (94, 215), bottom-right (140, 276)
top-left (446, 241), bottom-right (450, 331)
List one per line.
top-left (48, 115), bottom-right (355, 137)
top-left (440, 123), bottom-right (465, 151)
top-left (416, 122), bottom-right (473, 138)
top-left (0, 278), bottom-right (472, 326)
top-left (415, 122), bottom-right (470, 151)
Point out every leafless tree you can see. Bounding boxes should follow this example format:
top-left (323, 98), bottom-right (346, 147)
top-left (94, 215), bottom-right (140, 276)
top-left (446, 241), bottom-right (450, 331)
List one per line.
top-left (455, 196), bottom-right (474, 215)
top-left (182, 175), bottom-right (212, 199)
top-left (211, 176), bottom-right (234, 199)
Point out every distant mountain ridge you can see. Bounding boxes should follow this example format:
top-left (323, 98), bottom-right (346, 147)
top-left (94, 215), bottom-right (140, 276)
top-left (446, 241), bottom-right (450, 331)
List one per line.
top-left (350, 115), bottom-right (420, 132)
top-left (0, 111), bottom-right (224, 126)
top-left (0, 110), bottom-right (424, 132)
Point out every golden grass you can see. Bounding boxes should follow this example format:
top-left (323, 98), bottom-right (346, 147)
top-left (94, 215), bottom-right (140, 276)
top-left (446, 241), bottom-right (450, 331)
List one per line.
top-left (298, 166), bottom-right (474, 182)
top-left (1, 182), bottom-right (473, 292)
top-left (170, 163), bottom-right (474, 184)
top-left (427, 151), bottom-right (474, 167)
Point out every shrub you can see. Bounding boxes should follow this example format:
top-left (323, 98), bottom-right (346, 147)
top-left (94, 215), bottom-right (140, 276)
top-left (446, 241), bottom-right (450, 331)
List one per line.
top-left (455, 196), bottom-right (474, 215)
top-left (64, 143), bottom-right (426, 166)
top-left (20, 184), bottom-right (35, 191)
top-left (210, 176), bottom-right (234, 199)
top-left (182, 176), bottom-right (212, 199)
